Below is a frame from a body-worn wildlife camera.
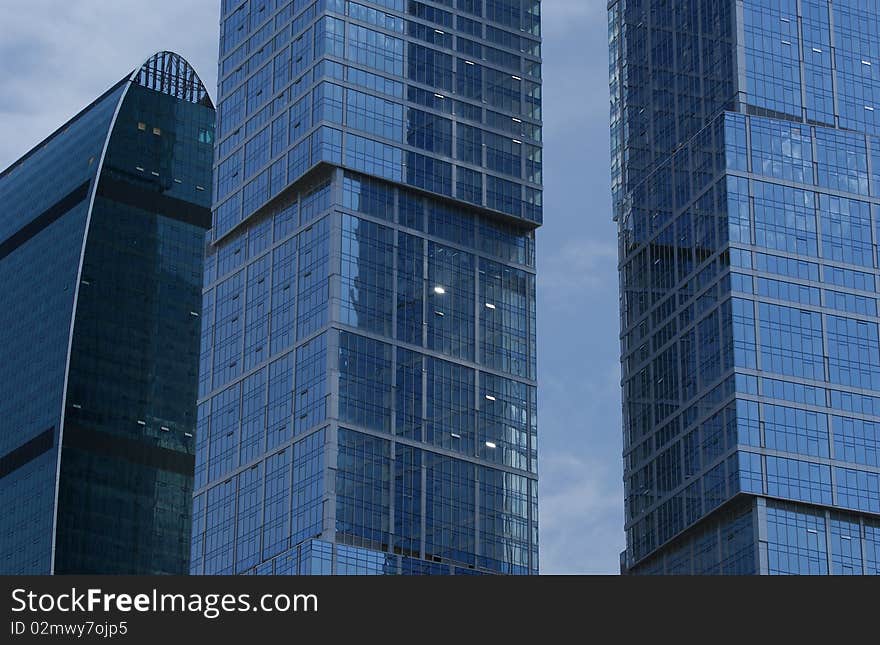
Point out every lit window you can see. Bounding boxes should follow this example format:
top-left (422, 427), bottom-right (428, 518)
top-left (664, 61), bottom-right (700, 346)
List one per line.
top-left (137, 122), bottom-right (146, 130)
top-left (153, 127), bottom-right (162, 135)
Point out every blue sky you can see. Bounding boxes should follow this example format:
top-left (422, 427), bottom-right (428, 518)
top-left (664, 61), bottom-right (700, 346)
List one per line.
top-left (0, 0), bottom-right (621, 573)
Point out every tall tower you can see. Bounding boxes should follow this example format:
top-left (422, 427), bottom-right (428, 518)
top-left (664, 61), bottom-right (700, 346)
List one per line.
top-left (612, 0), bottom-right (880, 574)
top-left (0, 52), bottom-right (214, 574)
top-left (190, 0), bottom-right (542, 575)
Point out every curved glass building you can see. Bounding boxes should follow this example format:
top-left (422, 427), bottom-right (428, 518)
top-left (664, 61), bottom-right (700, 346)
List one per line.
top-left (191, 1), bottom-right (542, 575)
top-left (0, 52), bottom-right (214, 574)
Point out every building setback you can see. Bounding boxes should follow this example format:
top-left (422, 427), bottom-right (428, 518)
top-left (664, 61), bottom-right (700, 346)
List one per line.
top-left (0, 52), bottom-right (214, 574)
top-left (191, 0), bottom-right (542, 575)
top-left (611, 0), bottom-right (880, 574)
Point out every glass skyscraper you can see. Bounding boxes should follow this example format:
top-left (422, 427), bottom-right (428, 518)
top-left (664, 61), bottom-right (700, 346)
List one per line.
top-left (612, 0), bottom-right (880, 574)
top-left (0, 52), bottom-right (214, 574)
top-left (191, 0), bottom-right (541, 575)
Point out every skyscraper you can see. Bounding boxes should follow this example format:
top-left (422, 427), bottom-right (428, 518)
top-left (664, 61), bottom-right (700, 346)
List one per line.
top-left (191, 0), bottom-right (541, 575)
top-left (611, 0), bottom-right (880, 574)
top-left (0, 52), bottom-right (214, 574)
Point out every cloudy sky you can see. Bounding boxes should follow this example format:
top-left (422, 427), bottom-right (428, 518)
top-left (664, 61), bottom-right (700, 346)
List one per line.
top-left (0, 1), bottom-right (621, 573)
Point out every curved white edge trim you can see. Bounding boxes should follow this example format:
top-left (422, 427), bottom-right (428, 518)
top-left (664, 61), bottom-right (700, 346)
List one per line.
top-left (49, 51), bottom-right (206, 573)
top-left (48, 78), bottom-right (132, 574)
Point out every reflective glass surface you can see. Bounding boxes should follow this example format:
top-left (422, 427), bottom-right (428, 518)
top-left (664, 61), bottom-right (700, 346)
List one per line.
top-left (0, 54), bottom-right (213, 574)
top-left (58, 69), bottom-right (213, 575)
top-left (611, 0), bottom-right (880, 574)
top-left (0, 81), bottom-right (123, 573)
top-left (195, 0), bottom-right (541, 575)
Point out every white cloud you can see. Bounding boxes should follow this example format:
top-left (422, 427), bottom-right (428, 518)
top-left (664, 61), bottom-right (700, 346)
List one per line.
top-left (538, 451), bottom-right (624, 574)
top-left (540, 0), bottom-right (611, 143)
top-left (542, 0), bottom-right (606, 33)
top-left (537, 349), bottom-right (624, 574)
top-left (532, 1), bottom-right (624, 573)
top-left (538, 237), bottom-right (618, 301)
top-left (0, 0), bottom-right (218, 169)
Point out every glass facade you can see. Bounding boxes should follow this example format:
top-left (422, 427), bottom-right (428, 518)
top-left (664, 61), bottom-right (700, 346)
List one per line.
top-left (192, 0), bottom-right (541, 575)
top-left (611, 0), bottom-right (880, 574)
top-left (0, 52), bottom-right (214, 574)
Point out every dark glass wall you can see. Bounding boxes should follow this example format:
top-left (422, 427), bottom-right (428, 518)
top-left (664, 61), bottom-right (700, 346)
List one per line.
top-left (0, 83), bottom-right (126, 574)
top-left (56, 80), bottom-right (214, 574)
top-left (0, 52), bottom-right (214, 574)
top-left (609, 0), bottom-right (738, 219)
